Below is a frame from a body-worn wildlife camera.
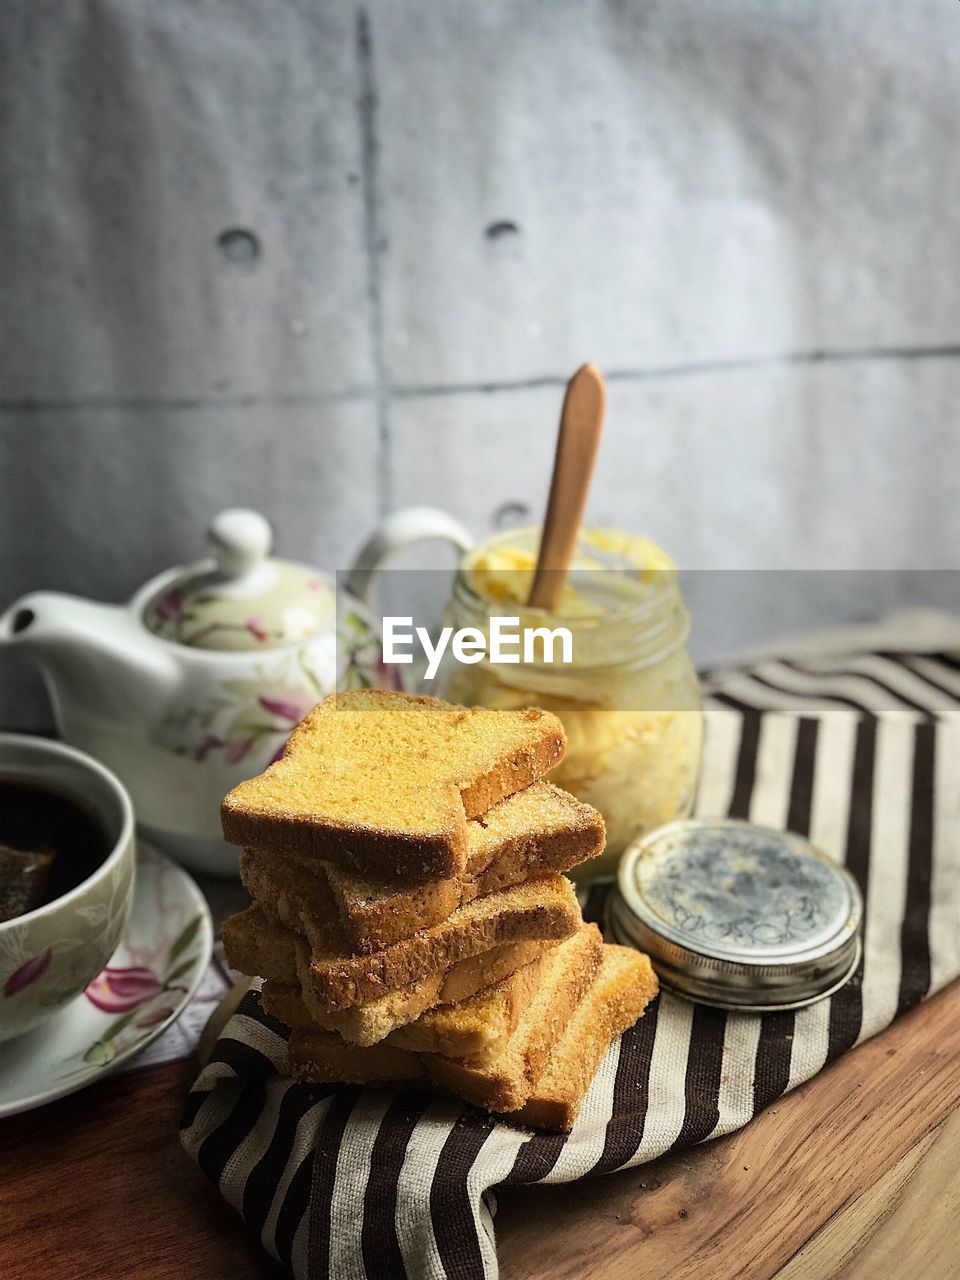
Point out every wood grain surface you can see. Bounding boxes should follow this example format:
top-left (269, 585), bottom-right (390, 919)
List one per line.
top-left (1, 983), bottom-right (957, 1280)
top-left (0, 1058), bottom-right (283, 1280)
top-left (496, 982), bottom-right (960, 1280)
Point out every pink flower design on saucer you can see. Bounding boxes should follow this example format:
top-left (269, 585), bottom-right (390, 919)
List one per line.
top-left (85, 965), bottom-right (164, 1014)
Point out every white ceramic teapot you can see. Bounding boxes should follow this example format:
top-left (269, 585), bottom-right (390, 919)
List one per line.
top-left (0, 507), bottom-right (473, 875)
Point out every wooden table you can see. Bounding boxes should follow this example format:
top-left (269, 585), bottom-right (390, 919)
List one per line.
top-left (2, 983), bottom-right (958, 1280)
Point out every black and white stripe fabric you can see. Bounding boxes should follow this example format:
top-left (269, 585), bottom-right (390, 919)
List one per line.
top-left (181, 648), bottom-right (960, 1280)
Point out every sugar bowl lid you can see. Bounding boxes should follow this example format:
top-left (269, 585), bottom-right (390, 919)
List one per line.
top-left (143, 509), bottom-right (334, 651)
top-left (608, 819), bottom-right (863, 1012)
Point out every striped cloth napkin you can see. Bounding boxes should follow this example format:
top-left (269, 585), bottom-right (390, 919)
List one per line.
top-left (181, 647), bottom-right (960, 1280)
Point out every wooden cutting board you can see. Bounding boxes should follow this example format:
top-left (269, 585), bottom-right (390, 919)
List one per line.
top-left (0, 981), bottom-right (957, 1280)
top-left (497, 980), bottom-right (960, 1279)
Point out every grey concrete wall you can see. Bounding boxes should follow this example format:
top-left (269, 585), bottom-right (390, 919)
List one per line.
top-left (2, 1), bottom-right (959, 725)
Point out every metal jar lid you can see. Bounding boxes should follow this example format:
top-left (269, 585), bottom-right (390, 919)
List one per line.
top-left (607, 819), bottom-right (863, 1012)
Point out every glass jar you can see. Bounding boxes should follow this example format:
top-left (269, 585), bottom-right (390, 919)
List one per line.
top-left (439, 526), bottom-right (703, 879)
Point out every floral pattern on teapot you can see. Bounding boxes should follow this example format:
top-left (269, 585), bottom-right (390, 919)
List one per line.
top-left (153, 610), bottom-right (396, 767)
top-left (0, 504), bottom-right (474, 875)
top-left (143, 533), bottom-right (334, 652)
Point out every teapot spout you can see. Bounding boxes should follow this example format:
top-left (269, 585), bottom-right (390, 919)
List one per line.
top-left (0, 591), bottom-right (179, 727)
top-left (0, 591), bottom-right (131, 658)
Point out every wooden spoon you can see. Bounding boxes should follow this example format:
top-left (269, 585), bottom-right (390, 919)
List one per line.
top-left (527, 363), bottom-right (606, 611)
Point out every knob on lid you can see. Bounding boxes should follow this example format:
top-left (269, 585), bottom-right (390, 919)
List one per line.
top-left (142, 508), bottom-right (333, 651)
top-left (208, 508), bottom-right (273, 578)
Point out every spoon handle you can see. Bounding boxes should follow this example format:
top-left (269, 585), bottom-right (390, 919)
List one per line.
top-left (528, 363), bottom-right (606, 611)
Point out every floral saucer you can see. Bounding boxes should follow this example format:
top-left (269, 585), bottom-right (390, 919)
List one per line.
top-left (0, 841), bottom-right (213, 1118)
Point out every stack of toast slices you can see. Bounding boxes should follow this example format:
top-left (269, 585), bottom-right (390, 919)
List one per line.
top-left (221, 689), bottom-right (658, 1132)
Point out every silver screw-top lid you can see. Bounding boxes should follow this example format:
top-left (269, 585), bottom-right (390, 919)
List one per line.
top-left (608, 819), bottom-right (863, 1012)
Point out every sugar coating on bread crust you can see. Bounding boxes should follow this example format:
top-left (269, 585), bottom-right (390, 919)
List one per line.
top-left (244, 782), bottom-right (603, 955)
top-left (239, 848), bottom-right (343, 951)
top-left (424, 924), bottom-right (604, 1112)
top-left (295, 875), bottom-right (581, 1009)
top-left (515, 946), bottom-right (659, 1132)
top-left (464, 783), bottom-right (603, 879)
top-left (322, 782), bottom-right (605, 951)
top-left (286, 926), bottom-right (604, 1109)
top-left (265, 950), bottom-right (547, 1059)
top-left (227, 902), bottom-right (555, 1045)
top-left (221, 691), bottom-right (566, 878)
top-left (391, 953), bottom-right (546, 1057)
top-left (236, 862), bottom-right (581, 1010)
top-left (461, 784), bottom-right (604, 898)
top-left (285, 938), bottom-right (659, 1131)
top-left (323, 862), bottom-right (461, 953)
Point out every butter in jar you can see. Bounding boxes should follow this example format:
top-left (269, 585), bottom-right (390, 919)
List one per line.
top-left (438, 526), bottom-right (703, 879)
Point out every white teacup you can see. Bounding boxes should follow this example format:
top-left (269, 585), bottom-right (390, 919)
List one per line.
top-left (0, 735), bottom-right (136, 1042)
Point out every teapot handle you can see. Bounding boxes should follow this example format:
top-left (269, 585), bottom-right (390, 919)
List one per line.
top-left (345, 507), bottom-right (475, 607)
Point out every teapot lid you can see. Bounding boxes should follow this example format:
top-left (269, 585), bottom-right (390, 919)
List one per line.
top-left (143, 509), bottom-right (333, 651)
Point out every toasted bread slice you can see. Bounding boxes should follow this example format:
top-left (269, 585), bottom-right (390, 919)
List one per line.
top-left (225, 905), bottom-right (553, 1045)
top-left (286, 937), bottom-right (658, 1131)
top-left (223, 904), bottom-right (300, 985)
top-left (516, 946), bottom-right (659, 1131)
top-left (264, 950), bottom-right (547, 1060)
top-left (239, 848), bottom-right (342, 953)
top-left (319, 783), bottom-right (604, 951)
top-left (423, 924), bottom-right (603, 1111)
top-left (235, 859), bottom-right (581, 1009)
top-left (390, 953), bottom-right (546, 1058)
top-left (222, 691), bottom-right (565, 878)
top-left (253, 874), bottom-right (582, 1009)
top-left (320, 858), bottom-right (460, 953)
top-left (287, 1032), bottom-right (425, 1086)
top-left (241, 782), bottom-right (602, 955)
top-left (286, 926), bottom-right (603, 1104)
top-left (261, 980), bottom-right (334, 1030)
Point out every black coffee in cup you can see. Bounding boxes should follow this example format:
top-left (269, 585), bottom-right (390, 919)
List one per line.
top-left (0, 781), bottom-right (110, 922)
